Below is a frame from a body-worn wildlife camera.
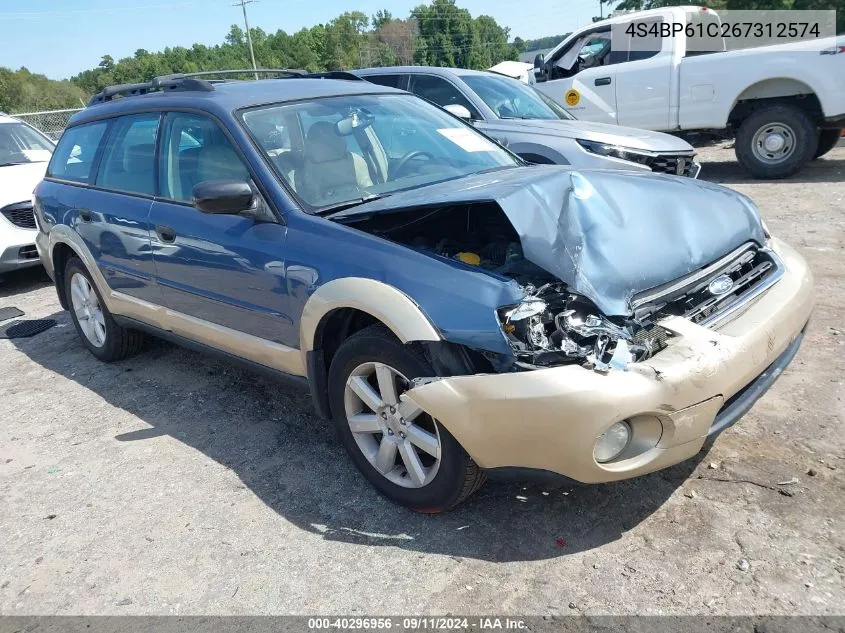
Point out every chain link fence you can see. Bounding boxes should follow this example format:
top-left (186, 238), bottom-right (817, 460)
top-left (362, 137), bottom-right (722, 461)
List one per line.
top-left (13, 108), bottom-right (83, 141)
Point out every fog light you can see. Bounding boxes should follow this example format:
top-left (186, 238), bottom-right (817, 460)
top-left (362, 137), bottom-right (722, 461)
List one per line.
top-left (594, 421), bottom-right (631, 463)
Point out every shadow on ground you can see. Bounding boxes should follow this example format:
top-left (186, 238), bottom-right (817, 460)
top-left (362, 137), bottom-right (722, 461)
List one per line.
top-left (12, 309), bottom-right (706, 563)
top-left (700, 154), bottom-right (844, 186)
top-left (0, 266), bottom-right (52, 300)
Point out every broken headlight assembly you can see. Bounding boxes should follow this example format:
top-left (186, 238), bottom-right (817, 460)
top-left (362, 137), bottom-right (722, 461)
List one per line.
top-left (498, 284), bottom-right (672, 372)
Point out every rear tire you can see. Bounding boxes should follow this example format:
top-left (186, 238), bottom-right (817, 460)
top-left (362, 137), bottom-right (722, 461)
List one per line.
top-left (64, 257), bottom-right (144, 362)
top-left (735, 105), bottom-right (817, 179)
top-left (327, 324), bottom-right (485, 512)
top-left (813, 128), bottom-right (842, 160)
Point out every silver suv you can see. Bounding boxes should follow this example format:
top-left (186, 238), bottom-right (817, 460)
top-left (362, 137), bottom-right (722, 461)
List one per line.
top-left (355, 66), bottom-right (700, 177)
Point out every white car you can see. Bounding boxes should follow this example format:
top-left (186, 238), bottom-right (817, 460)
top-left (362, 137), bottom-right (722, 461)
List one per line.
top-left (0, 113), bottom-right (54, 274)
top-left (532, 6), bottom-right (845, 178)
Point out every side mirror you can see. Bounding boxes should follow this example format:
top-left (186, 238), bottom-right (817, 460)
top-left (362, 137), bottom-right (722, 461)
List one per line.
top-left (192, 180), bottom-right (255, 215)
top-left (443, 104), bottom-right (473, 120)
top-left (533, 53), bottom-right (547, 82)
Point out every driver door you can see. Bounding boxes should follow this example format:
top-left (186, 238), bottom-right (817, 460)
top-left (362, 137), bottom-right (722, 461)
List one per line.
top-left (534, 29), bottom-right (619, 125)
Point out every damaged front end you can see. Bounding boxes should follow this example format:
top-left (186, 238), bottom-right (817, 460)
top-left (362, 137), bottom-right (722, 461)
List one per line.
top-left (499, 284), bottom-right (671, 372)
top-left (331, 164), bottom-right (768, 374)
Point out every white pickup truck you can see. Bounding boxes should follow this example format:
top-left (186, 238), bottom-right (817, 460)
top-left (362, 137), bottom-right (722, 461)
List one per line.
top-left (531, 6), bottom-right (845, 178)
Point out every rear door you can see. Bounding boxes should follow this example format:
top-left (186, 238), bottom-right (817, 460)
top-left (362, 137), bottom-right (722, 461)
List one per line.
top-left (47, 114), bottom-right (160, 303)
top-left (148, 111), bottom-right (295, 347)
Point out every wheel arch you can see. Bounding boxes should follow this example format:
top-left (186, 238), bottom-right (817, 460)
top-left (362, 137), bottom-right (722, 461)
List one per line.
top-left (728, 79), bottom-right (822, 128)
top-left (300, 278), bottom-right (442, 418)
top-left (511, 142), bottom-right (568, 165)
top-left (51, 241), bottom-right (77, 310)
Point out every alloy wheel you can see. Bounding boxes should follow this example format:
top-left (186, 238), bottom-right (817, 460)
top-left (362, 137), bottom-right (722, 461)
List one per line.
top-left (343, 362), bottom-right (441, 488)
top-left (70, 272), bottom-right (107, 348)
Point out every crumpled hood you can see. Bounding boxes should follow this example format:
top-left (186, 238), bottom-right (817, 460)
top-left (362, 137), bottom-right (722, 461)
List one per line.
top-left (480, 118), bottom-right (695, 153)
top-left (332, 165), bottom-right (766, 316)
top-left (0, 162), bottom-right (48, 207)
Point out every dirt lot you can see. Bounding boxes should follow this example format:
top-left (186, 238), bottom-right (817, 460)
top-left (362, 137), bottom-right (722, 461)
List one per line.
top-left (0, 144), bottom-right (843, 616)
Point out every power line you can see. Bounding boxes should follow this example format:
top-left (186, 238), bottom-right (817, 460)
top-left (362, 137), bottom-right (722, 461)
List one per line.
top-left (233, 0), bottom-right (259, 79)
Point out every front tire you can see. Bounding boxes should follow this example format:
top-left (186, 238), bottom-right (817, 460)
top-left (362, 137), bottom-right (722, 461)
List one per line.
top-left (735, 105), bottom-right (817, 179)
top-left (813, 128), bottom-right (842, 160)
top-left (64, 257), bottom-right (144, 362)
top-left (327, 325), bottom-right (485, 512)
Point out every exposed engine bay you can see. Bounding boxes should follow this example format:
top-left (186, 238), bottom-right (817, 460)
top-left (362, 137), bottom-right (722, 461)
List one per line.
top-left (337, 201), bottom-right (672, 371)
top-left (335, 201), bottom-right (555, 284)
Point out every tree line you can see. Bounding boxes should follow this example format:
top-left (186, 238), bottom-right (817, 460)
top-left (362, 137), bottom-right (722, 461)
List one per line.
top-left (1, 0), bottom-right (517, 113)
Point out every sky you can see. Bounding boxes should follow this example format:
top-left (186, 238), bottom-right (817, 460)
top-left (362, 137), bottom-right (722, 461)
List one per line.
top-left (0, 0), bottom-right (602, 79)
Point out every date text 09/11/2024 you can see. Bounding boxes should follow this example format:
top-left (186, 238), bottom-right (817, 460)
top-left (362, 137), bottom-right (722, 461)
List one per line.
top-left (307, 617), bottom-right (529, 630)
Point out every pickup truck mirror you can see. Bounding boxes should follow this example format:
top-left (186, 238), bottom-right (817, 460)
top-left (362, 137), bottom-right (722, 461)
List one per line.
top-left (443, 104), bottom-right (473, 120)
top-left (533, 53), bottom-right (547, 82)
top-left (192, 180), bottom-right (255, 216)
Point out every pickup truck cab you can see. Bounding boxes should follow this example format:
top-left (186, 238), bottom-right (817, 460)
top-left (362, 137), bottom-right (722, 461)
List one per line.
top-left (532, 6), bottom-right (845, 179)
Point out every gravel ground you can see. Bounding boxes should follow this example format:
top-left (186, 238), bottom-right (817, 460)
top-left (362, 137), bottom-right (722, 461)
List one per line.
top-left (0, 145), bottom-right (843, 616)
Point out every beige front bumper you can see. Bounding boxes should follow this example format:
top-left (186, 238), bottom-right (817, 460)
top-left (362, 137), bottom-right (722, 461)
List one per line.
top-left (403, 238), bottom-right (814, 483)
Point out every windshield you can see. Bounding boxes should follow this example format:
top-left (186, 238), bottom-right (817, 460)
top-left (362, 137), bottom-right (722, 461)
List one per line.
top-left (463, 74), bottom-right (575, 121)
top-left (241, 93), bottom-right (519, 212)
top-left (0, 122), bottom-right (54, 166)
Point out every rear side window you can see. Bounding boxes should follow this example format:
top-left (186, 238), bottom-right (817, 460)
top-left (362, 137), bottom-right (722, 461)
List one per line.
top-left (364, 74), bottom-right (409, 90)
top-left (407, 75), bottom-right (481, 119)
top-left (95, 114), bottom-right (160, 196)
top-left (47, 122), bottom-right (108, 183)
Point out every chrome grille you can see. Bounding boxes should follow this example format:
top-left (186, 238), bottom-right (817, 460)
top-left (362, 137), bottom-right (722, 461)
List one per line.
top-left (1, 202), bottom-right (37, 230)
top-left (632, 243), bottom-right (784, 329)
top-left (648, 154), bottom-right (698, 177)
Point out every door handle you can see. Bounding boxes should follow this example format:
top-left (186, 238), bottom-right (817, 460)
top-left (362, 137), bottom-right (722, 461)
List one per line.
top-left (155, 225), bottom-right (176, 243)
top-left (78, 209), bottom-right (92, 222)
top-left (595, 77), bottom-right (612, 86)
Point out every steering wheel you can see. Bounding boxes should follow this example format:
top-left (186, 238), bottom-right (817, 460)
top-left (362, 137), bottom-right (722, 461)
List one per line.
top-left (392, 150), bottom-right (434, 179)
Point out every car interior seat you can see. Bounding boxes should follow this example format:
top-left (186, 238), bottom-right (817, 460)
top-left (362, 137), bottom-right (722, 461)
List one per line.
top-left (100, 143), bottom-right (156, 195)
top-left (296, 121), bottom-right (372, 206)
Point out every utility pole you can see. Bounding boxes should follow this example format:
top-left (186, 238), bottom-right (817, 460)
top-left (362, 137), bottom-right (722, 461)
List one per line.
top-left (233, 0), bottom-right (259, 79)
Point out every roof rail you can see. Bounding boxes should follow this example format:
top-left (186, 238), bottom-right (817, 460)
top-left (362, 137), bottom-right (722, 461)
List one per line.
top-left (155, 69), bottom-right (309, 82)
top-left (88, 76), bottom-right (215, 106)
top-left (88, 68), bottom-right (364, 106)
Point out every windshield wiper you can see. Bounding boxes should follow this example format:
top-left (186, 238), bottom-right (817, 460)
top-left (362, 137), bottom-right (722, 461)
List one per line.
top-left (0, 161), bottom-right (29, 167)
top-left (316, 193), bottom-right (391, 216)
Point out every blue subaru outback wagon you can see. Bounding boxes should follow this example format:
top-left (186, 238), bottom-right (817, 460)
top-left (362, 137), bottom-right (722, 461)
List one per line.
top-left (35, 70), bottom-right (812, 511)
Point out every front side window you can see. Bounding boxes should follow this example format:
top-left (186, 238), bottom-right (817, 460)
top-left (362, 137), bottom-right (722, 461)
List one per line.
top-left (159, 113), bottom-right (250, 203)
top-left (551, 28), bottom-right (621, 78)
top-left (407, 75), bottom-right (481, 120)
top-left (462, 74), bottom-right (575, 120)
top-left (0, 122), bottom-right (54, 167)
top-left (95, 114), bottom-right (160, 196)
top-left (241, 94), bottom-right (518, 212)
top-left (46, 122), bottom-right (108, 183)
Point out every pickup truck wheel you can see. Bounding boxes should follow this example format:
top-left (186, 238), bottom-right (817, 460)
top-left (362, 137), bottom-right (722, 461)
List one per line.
top-left (64, 257), bottom-right (144, 362)
top-left (735, 105), bottom-right (817, 179)
top-left (813, 128), bottom-right (842, 160)
top-left (328, 325), bottom-right (485, 512)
